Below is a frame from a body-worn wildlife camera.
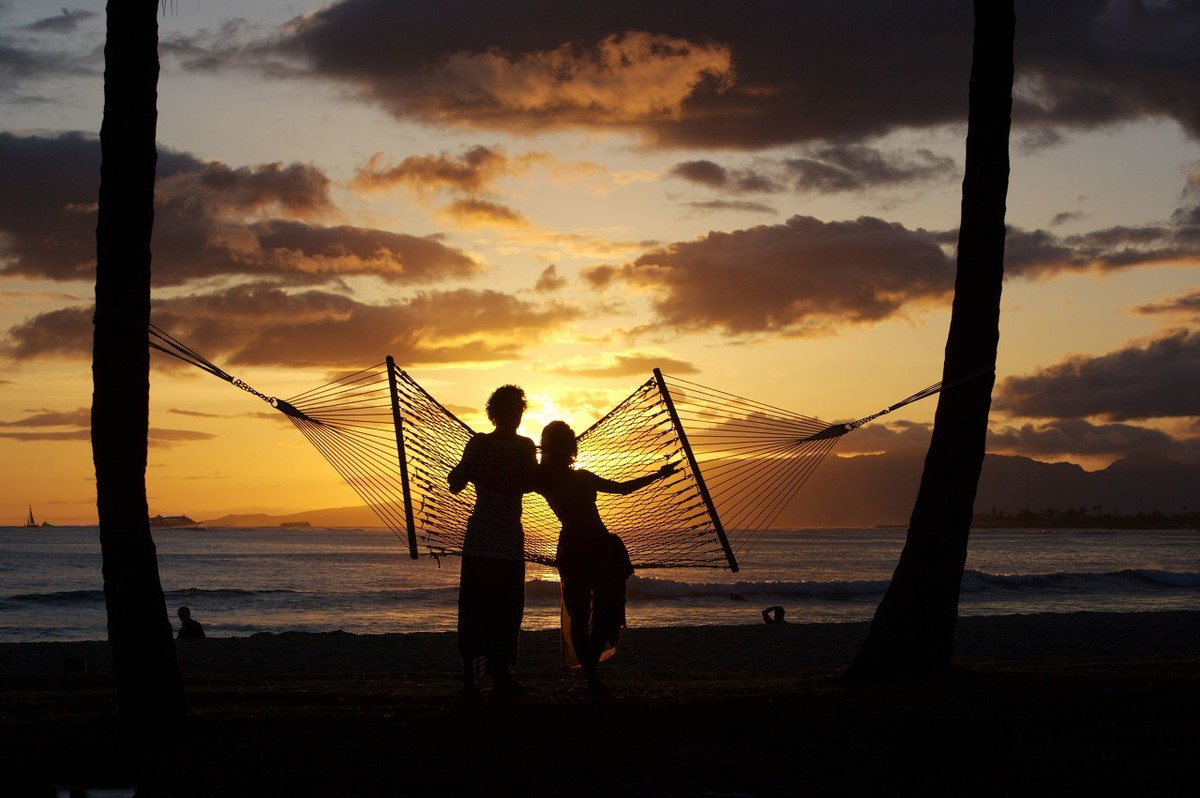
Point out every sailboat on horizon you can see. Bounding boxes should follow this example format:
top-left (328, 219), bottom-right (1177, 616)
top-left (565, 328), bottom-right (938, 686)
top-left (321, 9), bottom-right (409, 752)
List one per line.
top-left (24, 505), bottom-right (52, 528)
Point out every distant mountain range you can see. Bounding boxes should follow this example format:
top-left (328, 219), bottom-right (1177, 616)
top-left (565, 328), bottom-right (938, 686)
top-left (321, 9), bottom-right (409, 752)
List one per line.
top-left (201, 505), bottom-right (381, 529)
top-left (777, 451), bottom-right (1199, 528)
top-left (200, 453), bottom-right (1199, 529)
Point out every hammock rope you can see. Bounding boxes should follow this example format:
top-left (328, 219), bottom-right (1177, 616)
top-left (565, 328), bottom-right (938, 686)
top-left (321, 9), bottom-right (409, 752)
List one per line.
top-left (147, 325), bottom-right (971, 569)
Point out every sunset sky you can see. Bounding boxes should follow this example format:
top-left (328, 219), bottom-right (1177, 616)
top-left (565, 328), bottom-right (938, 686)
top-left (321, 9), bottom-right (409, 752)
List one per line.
top-left (2, 0), bottom-right (1198, 525)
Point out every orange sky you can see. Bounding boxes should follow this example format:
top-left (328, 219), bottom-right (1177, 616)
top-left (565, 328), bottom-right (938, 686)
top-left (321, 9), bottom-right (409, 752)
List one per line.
top-left (2, 1), bottom-right (1198, 524)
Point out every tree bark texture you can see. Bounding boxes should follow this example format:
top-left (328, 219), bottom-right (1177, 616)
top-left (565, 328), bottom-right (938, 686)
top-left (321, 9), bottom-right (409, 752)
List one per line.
top-left (94, 0), bottom-right (185, 727)
top-left (849, 0), bottom-right (1014, 679)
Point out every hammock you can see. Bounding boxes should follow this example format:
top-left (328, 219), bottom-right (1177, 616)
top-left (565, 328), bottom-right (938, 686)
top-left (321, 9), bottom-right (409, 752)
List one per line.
top-left (149, 324), bottom-right (946, 571)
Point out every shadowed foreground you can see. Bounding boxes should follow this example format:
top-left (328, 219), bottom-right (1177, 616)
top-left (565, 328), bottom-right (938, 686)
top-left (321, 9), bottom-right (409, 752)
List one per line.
top-left (3, 612), bottom-right (1198, 796)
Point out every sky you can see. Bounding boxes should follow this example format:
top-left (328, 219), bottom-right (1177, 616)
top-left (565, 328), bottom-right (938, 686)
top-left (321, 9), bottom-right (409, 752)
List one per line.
top-left (1, 0), bottom-right (1198, 524)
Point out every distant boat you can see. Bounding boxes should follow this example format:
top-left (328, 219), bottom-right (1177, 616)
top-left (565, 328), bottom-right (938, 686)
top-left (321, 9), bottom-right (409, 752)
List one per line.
top-left (149, 514), bottom-right (206, 530)
top-left (280, 520), bottom-right (311, 528)
top-left (22, 506), bottom-right (53, 528)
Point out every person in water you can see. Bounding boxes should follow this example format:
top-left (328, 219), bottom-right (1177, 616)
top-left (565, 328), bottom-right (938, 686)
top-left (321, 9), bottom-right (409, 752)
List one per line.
top-left (537, 420), bottom-right (677, 695)
top-left (448, 385), bottom-right (538, 694)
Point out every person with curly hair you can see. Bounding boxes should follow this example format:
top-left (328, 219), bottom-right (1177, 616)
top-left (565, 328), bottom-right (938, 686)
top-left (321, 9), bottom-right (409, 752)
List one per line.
top-left (448, 385), bottom-right (538, 694)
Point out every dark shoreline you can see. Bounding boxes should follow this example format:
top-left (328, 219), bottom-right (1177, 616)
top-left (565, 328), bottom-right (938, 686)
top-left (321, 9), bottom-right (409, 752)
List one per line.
top-left (4, 610), bottom-right (1200, 675)
top-left (4, 611), bottom-right (1198, 796)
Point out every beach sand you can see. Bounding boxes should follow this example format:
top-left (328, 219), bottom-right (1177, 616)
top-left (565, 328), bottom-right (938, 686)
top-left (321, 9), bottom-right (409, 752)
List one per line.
top-left (3, 611), bottom-right (1198, 796)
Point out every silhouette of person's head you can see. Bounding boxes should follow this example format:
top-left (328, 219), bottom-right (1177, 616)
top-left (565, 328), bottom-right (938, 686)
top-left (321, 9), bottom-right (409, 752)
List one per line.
top-left (178, 606), bottom-right (192, 622)
top-left (486, 385), bottom-right (526, 432)
top-left (540, 420), bottom-right (577, 470)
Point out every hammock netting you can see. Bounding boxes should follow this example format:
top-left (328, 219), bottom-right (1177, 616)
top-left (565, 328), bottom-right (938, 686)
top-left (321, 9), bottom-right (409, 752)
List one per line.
top-left (149, 324), bottom-right (944, 571)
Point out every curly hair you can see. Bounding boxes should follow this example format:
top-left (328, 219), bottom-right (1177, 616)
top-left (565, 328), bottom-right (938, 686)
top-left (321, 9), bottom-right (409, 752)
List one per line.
top-left (539, 420), bottom-right (577, 470)
top-left (486, 384), bottom-right (527, 424)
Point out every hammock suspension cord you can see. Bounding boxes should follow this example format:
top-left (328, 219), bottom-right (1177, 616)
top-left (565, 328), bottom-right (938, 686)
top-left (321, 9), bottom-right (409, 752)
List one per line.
top-left (147, 324), bottom-right (979, 568)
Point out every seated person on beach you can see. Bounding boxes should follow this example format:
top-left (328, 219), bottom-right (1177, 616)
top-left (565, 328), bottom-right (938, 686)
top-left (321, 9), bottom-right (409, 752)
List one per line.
top-left (537, 420), bottom-right (677, 695)
top-left (762, 606), bottom-right (788, 624)
top-left (448, 385), bottom-right (538, 694)
top-left (176, 606), bottom-right (206, 639)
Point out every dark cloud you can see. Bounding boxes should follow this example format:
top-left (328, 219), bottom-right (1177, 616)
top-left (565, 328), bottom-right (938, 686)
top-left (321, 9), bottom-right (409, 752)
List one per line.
top-left (25, 8), bottom-right (97, 33)
top-left (587, 215), bottom-right (954, 334)
top-left (1049, 210), bottom-right (1087, 227)
top-left (994, 330), bottom-right (1200, 422)
top-left (0, 133), bottom-right (481, 287)
top-left (263, 0), bottom-right (1200, 147)
top-left (786, 145), bottom-right (956, 193)
top-left (0, 305), bottom-right (91, 360)
top-left (1, 284), bottom-right (580, 368)
top-left (987, 418), bottom-right (1200, 462)
top-left (543, 353), bottom-right (698, 378)
top-left (680, 200), bottom-right (777, 215)
top-left (587, 173), bottom-right (1200, 336)
top-left (159, 18), bottom-right (323, 78)
top-left (0, 132), bottom-right (98, 281)
top-left (1136, 289), bottom-right (1200, 319)
top-left (1, 6), bottom-right (100, 91)
top-left (159, 159), bottom-right (334, 218)
top-left (670, 146), bottom-right (953, 199)
top-left (668, 160), bottom-right (781, 193)
top-left (1003, 172), bottom-right (1200, 272)
top-left (534, 264), bottom-right (566, 292)
top-left (991, 184), bottom-right (1200, 278)
top-left (0, 37), bottom-right (93, 83)
top-left (1015, 127), bottom-right (1067, 155)
top-left (782, 160), bottom-right (861, 194)
top-left (670, 160), bottom-right (727, 188)
top-left (242, 219), bottom-right (480, 280)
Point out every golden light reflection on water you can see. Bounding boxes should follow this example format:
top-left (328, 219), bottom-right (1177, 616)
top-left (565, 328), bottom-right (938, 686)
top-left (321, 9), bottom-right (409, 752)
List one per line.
top-left (526, 564), bottom-right (559, 582)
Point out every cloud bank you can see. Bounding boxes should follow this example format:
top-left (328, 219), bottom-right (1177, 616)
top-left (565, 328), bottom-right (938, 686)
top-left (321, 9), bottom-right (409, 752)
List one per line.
top-left (1, 284), bottom-right (580, 369)
top-left (994, 330), bottom-right (1200, 422)
top-left (265, 0), bottom-right (1200, 147)
top-left (0, 132), bottom-right (482, 287)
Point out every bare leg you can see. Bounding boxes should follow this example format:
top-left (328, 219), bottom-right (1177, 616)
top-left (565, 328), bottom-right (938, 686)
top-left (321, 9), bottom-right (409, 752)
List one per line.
top-left (564, 580), bottom-right (606, 694)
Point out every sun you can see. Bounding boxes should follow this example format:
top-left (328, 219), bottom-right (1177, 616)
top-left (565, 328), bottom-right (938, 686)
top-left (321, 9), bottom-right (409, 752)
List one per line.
top-left (519, 393), bottom-right (568, 442)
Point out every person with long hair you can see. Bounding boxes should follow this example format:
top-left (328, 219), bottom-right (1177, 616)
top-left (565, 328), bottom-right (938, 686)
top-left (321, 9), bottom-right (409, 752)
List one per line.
top-left (448, 385), bottom-right (537, 694)
top-left (537, 420), bottom-right (676, 695)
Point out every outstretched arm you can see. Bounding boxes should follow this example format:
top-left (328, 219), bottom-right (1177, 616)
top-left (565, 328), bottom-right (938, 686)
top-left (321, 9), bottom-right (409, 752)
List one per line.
top-left (592, 462), bottom-right (678, 495)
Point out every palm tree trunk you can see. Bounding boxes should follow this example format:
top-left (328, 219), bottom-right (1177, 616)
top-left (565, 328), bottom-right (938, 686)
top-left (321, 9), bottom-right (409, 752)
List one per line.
top-left (849, 0), bottom-right (1014, 679)
top-left (93, 0), bottom-right (186, 734)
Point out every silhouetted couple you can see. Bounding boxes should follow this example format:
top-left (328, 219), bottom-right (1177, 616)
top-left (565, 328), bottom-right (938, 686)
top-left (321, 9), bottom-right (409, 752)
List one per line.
top-left (448, 385), bottom-right (675, 696)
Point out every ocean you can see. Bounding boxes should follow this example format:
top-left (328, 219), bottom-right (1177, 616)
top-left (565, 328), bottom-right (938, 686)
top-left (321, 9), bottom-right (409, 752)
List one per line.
top-left (2, 526), bottom-right (1198, 643)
